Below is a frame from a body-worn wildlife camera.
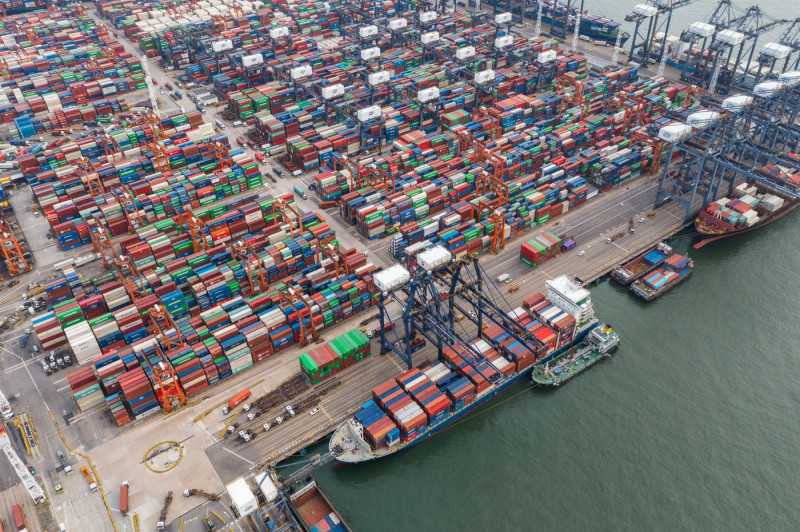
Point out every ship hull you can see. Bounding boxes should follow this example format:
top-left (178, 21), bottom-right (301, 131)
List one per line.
top-left (610, 247), bottom-right (668, 286)
top-left (531, 345), bottom-right (616, 387)
top-left (693, 199), bottom-right (800, 249)
top-left (332, 324), bottom-right (597, 463)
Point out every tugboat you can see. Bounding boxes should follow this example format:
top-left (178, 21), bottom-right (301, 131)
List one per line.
top-left (531, 324), bottom-right (619, 387)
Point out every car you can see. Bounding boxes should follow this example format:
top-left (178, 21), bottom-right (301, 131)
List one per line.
top-left (8, 281), bottom-right (18, 288)
top-left (159, 87), bottom-right (165, 95)
top-left (578, 250), bottom-right (585, 256)
top-left (165, 82), bottom-right (173, 90)
top-left (28, 465), bottom-right (35, 476)
top-left (262, 422), bottom-right (271, 431)
top-left (275, 416), bottom-right (283, 425)
top-left (309, 408), bottom-right (320, 416)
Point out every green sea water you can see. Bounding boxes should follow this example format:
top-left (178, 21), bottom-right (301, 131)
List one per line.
top-left (312, 213), bottom-right (800, 530)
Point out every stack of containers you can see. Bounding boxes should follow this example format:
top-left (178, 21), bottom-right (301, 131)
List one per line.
top-left (299, 330), bottom-right (370, 384)
top-left (396, 368), bottom-right (451, 425)
top-left (32, 312), bottom-right (69, 352)
top-left (118, 366), bottom-right (161, 420)
top-left (519, 231), bottom-right (562, 268)
top-left (167, 347), bottom-right (209, 397)
top-left (372, 379), bottom-right (427, 442)
top-left (105, 394), bottom-right (131, 427)
top-left (353, 400), bottom-right (400, 448)
top-left (67, 367), bottom-right (105, 411)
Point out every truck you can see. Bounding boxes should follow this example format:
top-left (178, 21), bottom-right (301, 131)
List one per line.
top-left (222, 389), bottom-right (251, 415)
top-left (57, 449), bottom-right (73, 475)
top-left (49, 467), bottom-right (62, 493)
top-left (11, 503), bottom-right (24, 531)
top-left (293, 185), bottom-right (307, 200)
top-left (0, 389), bottom-right (13, 420)
top-left (80, 466), bottom-right (98, 492)
top-left (20, 329), bottom-right (30, 348)
top-left (120, 481), bottom-right (129, 515)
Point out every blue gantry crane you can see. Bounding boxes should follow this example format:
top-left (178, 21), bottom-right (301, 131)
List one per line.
top-left (752, 18), bottom-right (800, 82)
top-left (654, 77), bottom-right (800, 221)
top-left (625, 0), bottom-right (700, 67)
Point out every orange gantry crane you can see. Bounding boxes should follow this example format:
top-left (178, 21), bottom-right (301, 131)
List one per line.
top-left (142, 339), bottom-right (186, 413)
top-left (315, 237), bottom-right (348, 277)
top-left (208, 140), bottom-right (234, 169)
top-left (230, 239), bottom-right (266, 295)
top-left (472, 106), bottom-right (501, 142)
top-left (113, 185), bottom-right (146, 233)
top-left (279, 288), bottom-right (319, 346)
top-left (211, 14), bottom-right (227, 33)
top-left (97, 134), bottom-right (124, 163)
top-left (148, 304), bottom-right (185, 353)
top-left (631, 130), bottom-right (666, 175)
top-left (0, 219), bottom-right (30, 276)
top-left (269, 199), bottom-right (304, 238)
top-left (76, 157), bottom-right (106, 198)
top-left (88, 216), bottom-right (117, 269)
top-left (182, 208), bottom-right (209, 253)
top-left (114, 254), bottom-right (148, 302)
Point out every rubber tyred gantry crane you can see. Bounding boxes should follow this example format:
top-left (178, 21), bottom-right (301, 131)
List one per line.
top-left (0, 219), bottom-right (30, 276)
top-left (230, 239), bottom-right (266, 295)
top-left (149, 304), bottom-right (185, 353)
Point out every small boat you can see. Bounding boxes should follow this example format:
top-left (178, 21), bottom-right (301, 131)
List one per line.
top-left (531, 324), bottom-right (619, 387)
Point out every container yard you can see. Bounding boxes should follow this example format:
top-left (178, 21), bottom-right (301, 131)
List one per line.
top-left (0, 0), bottom-right (797, 530)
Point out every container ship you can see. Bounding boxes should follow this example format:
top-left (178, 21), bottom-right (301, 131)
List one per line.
top-left (0, 0), bottom-right (47, 15)
top-left (694, 182), bottom-right (800, 249)
top-left (521, 0), bottom-right (630, 45)
top-left (329, 276), bottom-right (601, 463)
top-left (611, 242), bottom-right (673, 285)
top-left (630, 254), bottom-right (693, 302)
top-left (531, 324), bottom-right (619, 387)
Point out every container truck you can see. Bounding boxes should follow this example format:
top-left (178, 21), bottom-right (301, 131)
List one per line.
top-left (222, 390), bottom-right (251, 415)
top-left (49, 467), bottom-right (62, 493)
top-left (120, 481), bottom-right (129, 515)
top-left (11, 504), bottom-right (24, 531)
top-left (0, 389), bottom-right (13, 420)
top-left (293, 185), bottom-right (307, 199)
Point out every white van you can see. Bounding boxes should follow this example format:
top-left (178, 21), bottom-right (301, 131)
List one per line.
top-left (496, 273), bottom-right (511, 284)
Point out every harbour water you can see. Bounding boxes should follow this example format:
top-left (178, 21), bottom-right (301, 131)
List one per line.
top-left (314, 212), bottom-right (799, 531)
top-left (308, 1), bottom-right (799, 529)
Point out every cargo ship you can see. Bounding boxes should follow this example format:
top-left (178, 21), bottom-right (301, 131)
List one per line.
top-left (286, 474), bottom-right (352, 532)
top-left (531, 324), bottom-right (619, 387)
top-left (611, 242), bottom-right (673, 285)
top-left (630, 254), bottom-right (693, 301)
top-left (694, 182), bottom-right (800, 249)
top-left (0, 0), bottom-right (47, 15)
top-left (521, 1), bottom-right (630, 45)
top-left (329, 276), bottom-right (601, 463)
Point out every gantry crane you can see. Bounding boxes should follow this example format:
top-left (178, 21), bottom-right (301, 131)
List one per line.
top-left (631, 130), bottom-right (666, 175)
top-left (315, 237), bottom-right (347, 277)
top-left (268, 199), bottom-right (304, 238)
top-left (0, 219), bottom-right (30, 276)
top-left (474, 144), bottom-right (508, 200)
top-left (113, 185), bottom-right (146, 233)
top-left (279, 288), bottom-right (319, 346)
top-left (97, 134), bottom-right (124, 163)
top-left (230, 239), bottom-right (266, 295)
top-left (88, 216), bottom-right (117, 269)
top-left (148, 304), bottom-right (185, 353)
top-left (76, 157), bottom-right (106, 198)
top-left (208, 140), bottom-right (234, 169)
top-left (182, 208), bottom-right (209, 253)
top-left (753, 17), bottom-right (800, 82)
top-left (114, 254), bottom-right (148, 302)
top-left (626, 0), bottom-right (701, 67)
top-left (335, 153), bottom-right (368, 193)
top-left (146, 338), bottom-right (186, 414)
